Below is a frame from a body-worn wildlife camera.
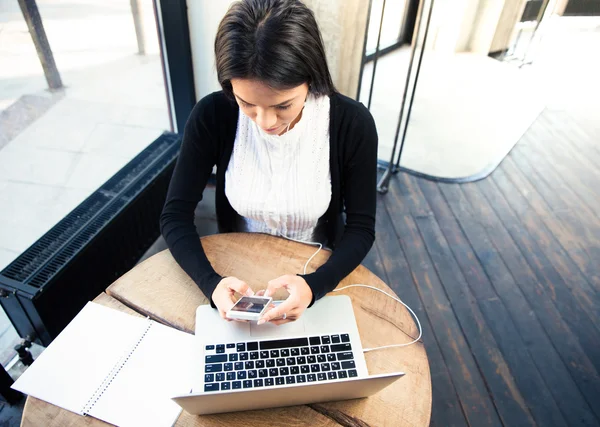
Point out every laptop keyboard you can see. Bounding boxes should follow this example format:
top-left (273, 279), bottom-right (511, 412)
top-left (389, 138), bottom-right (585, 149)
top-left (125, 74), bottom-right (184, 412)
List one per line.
top-left (203, 334), bottom-right (358, 392)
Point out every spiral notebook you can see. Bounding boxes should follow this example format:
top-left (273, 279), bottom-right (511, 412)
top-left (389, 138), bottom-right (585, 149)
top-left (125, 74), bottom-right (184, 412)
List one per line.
top-left (12, 302), bottom-right (196, 427)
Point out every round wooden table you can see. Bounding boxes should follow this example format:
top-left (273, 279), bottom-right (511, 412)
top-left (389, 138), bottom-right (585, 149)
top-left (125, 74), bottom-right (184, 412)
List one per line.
top-left (22, 233), bottom-right (431, 427)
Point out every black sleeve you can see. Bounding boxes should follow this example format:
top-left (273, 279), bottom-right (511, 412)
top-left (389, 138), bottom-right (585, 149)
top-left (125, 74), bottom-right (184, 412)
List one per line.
top-left (159, 94), bottom-right (223, 303)
top-left (300, 106), bottom-right (378, 303)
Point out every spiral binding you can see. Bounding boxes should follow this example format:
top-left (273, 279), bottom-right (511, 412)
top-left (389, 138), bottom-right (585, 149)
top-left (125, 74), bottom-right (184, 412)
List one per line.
top-left (81, 319), bottom-right (154, 416)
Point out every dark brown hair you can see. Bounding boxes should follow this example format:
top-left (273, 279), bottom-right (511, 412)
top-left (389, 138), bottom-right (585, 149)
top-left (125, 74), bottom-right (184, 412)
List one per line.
top-left (215, 0), bottom-right (335, 98)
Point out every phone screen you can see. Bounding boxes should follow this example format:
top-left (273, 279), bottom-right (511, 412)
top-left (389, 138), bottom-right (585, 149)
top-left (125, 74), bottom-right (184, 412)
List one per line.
top-left (231, 297), bottom-right (269, 313)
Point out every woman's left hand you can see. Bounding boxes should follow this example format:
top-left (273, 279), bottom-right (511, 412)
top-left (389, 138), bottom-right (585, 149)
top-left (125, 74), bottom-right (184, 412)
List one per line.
top-left (257, 275), bottom-right (313, 325)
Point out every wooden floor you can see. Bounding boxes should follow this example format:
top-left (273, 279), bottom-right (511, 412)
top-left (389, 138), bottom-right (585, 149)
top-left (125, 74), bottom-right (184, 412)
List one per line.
top-left (363, 108), bottom-right (600, 426)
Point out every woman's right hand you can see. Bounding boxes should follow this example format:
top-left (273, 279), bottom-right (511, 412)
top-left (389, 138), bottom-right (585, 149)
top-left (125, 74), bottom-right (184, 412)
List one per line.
top-left (211, 277), bottom-right (255, 321)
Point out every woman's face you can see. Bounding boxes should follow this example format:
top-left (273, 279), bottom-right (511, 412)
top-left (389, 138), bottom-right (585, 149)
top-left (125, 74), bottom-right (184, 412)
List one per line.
top-left (231, 79), bottom-right (309, 135)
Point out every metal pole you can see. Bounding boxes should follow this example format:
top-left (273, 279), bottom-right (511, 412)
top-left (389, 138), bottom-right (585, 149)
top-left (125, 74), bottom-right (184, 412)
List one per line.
top-left (17, 0), bottom-right (63, 90)
top-left (393, 0), bottom-right (436, 170)
top-left (356, 0), bottom-right (374, 101)
top-left (131, 0), bottom-right (147, 55)
top-left (376, 0), bottom-right (430, 193)
top-left (367, 0), bottom-right (387, 110)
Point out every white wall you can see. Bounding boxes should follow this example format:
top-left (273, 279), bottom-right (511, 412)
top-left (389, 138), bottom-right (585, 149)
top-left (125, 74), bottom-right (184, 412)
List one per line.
top-left (187, 1), bottom-right (236, 101)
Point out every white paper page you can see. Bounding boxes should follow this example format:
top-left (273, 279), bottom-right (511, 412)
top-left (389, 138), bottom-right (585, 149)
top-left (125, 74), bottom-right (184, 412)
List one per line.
top-left (12, 302), bottom-right (148, 415)
top-left (88, 321), bottom-right (196, 427)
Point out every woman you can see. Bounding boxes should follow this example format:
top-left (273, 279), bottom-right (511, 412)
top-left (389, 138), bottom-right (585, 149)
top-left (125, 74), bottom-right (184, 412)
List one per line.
top-left (160, 0), bottom-right (377, 326)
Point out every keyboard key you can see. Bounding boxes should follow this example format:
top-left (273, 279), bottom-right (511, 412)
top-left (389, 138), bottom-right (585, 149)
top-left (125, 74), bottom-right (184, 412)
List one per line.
top-left (297, 374), bottom-right (307, 383)
top-left (270, 350), bottom-right (280, 358)
top-left (259, 369), bottom-right (268, 378)
top-left (341, 361), bottom-right (356, 370)
top-left (328, 372), bottom-right (338, 380)
top-left (250, 352), bottom-right (259, 360)
top-left (224, 363), bottom-right (233, 371)
top-left (297, 356), bottom-right (306, 365)
top-left (226, 343), bottom-right (235, 349)
top-left (301, 365), bottom-right (310, 374)
top-left (247, 342), bottom-right (259, 351)
top-left (307, 356), bottom-right (316, 364)
top-left (286, 358), bottom-right (296, 366)
top-left (280, 367), bottom-right (289, 376)
top-left (204, 374), bottom-right (214, 383)
top-left (227, 372), bottom-right (236, 381)
top-left (285, 376), bottom-right (296, 384)
top-left (331, 335), bottom-right (340, 344)
top-left (321, 336), bottom-right (331, 344)
top-left (221, 381), bottom-right (231, 390)
top-left (243, 380), bottom-right (253, 388)
top-left (337, 352), bottom-right (354, 361)
top-left (265, 378), bottom-right (274, 386)
top-left (317, 373), bottom-right (327, 381)
top-left (301, 347), bottom-right (310, 355)
top-left (341, 334), bottom-right (350, 343)
top-left (240, 352), bottom-right (249, 361)
top-left (338, 370), bottom-right (348, 379)
top-left (216, 373), bottom-right (225, 381)
top-left (266, 359), bottom-right (275, 368)
top-left (311, 364), bottom-right (320, 372)
top-left (204, 383), bottom-right (219, 392)
top-left (331, 362), bottom-right (341, 370)
top-left (275, 377), bottom-right (285, 385)
top-left (320, 345), bottom-right (330, 353)
top-left (237, 343), bottom-right (246, 352)
top-left (229, 353), bottom-right (238, 362)
top-left (205, 345), bottom-right (215, 351)
top-left (205, 364), bottom-right (222, 373)
top-left (254, 379), bottom-right (264, 387)
top-left (260, 337), bottom-right (309, 350)
top-left (311, 347), bottom-right (320, 354)
top-left (317, 355), bottom-right (326, 363)
top-left (234, 362), bottom-right (244, 370)
top-left (348, 369), bottom-right (358, 377)
top-left (248, 370), bottom-right (257, 379)
top-left (291, 348), bottom-right (300, 356)
top-left (321, 363), bottom-right (331, 372)
top-left (256, 360), bottom-right (265, 369)
top-left (237, 371), bottom-right (247, 380)
top-left (232, 381), bottom-right (242, 389)
top-left (216, 344), bottom-right (225, 354)
top-left (245, 361), bottom-right (254, 370)
top-left (327, 354), bottom-right (336, 362)
top-left (281, 349), bottom-right (290, 357)
top-left (269, 368), bottom-right (279, 377)
top-left (276, 358), bottom-right (286, 367)
top-left (307, 374), bottom-right (317, 382)
top-left (291, 366), bottom-right (300, 375)
top-left (310, 336), bottom-right (321, 345)
top-left (206, 354), bottom-right (227, 364)
top-left (331, 343), bottom-right (352, 352)
top-left (260, 351), bottom-right (269, 359)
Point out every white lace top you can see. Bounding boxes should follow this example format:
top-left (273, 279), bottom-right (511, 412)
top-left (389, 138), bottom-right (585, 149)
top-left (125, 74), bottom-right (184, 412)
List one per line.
top-left (225, 94), bottom-right (331, 243)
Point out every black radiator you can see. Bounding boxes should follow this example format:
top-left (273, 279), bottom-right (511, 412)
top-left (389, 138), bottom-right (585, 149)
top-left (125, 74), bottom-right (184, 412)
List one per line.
top-left (0, 132), bottom-right (181, 346)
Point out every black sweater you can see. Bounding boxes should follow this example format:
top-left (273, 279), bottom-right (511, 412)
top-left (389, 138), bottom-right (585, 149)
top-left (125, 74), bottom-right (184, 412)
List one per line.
top-left (160, 91), bottom-right (378, 305)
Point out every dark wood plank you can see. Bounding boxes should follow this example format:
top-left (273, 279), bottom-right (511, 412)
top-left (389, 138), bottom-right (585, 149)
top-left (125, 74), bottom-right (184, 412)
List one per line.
top-left (435, 181), bottom-right (598, 426)
top-left (490, 166), bottom-right (600, 334)
top-left (375, 196), bottom-right (467, 427)
top-left (386, 177), bottom-right (504, 427)
top-left (499, 156), bottom-right (600, 294)
top-left (461, 181), bottom-right (600, 420)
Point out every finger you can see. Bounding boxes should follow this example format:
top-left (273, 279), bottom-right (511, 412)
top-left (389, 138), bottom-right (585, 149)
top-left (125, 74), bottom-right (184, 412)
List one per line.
top-left (227, 280), bottom-right (255, 296)
top-left (265, 275), bottom-right (295, 297)
top-left (255, 289), bottom-right (266, 297)
top-left (257, 299), bottom-right (296, 324)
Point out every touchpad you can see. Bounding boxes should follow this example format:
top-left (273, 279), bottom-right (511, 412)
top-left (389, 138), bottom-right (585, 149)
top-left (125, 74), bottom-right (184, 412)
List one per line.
top-left (250, 318), bottom-right (306, 338)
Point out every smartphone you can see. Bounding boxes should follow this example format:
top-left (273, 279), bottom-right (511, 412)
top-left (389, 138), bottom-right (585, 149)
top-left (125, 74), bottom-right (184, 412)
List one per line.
top-left (226, 296), bottom-right (273, 321)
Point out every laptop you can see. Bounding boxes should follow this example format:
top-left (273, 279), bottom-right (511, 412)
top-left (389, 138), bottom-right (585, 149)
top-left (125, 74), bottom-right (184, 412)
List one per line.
top-left (171, 295), bottom-right (404, 415)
